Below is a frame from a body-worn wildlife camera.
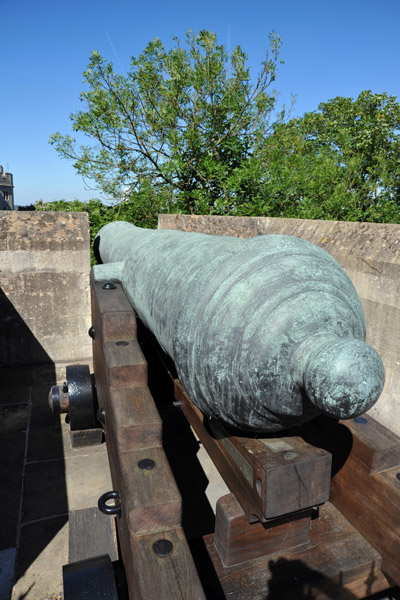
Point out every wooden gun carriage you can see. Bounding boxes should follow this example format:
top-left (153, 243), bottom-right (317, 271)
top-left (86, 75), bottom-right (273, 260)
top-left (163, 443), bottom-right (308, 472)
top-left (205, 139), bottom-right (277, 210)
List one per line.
top-left (57, 275), bottom-right (400, 599)
top-left (54, 223), bottom-right (399, 599)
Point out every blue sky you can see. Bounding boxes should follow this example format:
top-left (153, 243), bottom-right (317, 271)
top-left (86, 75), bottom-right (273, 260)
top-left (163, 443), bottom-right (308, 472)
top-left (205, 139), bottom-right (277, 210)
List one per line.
top-left (1, 0), bottom-right (399, 206)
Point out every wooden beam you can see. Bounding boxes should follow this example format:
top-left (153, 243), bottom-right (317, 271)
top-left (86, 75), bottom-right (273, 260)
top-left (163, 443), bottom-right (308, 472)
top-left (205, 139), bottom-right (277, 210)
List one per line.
top-left (321, 415), bottom-right (400, 586)
top-left (214, 493), bottom-right (311, 567)
top-left (91, 276), bottom-right (206, 599)
top-left (204, 501), bottom-right (389, 600)
top-left (176, 380), bottom-right (331, 521)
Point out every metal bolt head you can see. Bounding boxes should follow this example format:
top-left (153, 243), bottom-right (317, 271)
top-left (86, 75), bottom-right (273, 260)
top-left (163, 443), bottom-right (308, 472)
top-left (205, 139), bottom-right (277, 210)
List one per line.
top-left (354, 416), bottom-right (368, 424)
top-left (138, 458), bottom-right (155, 470)
top-left (97, 406), bottom-right (106, 425)
top-left (88, 326), bottom-right (95, 339)
top-left (102, 282), bottom-right (116, 290)
top-left (116, 340), bottom-right (129, 346)
top-left (153, 539), bottom-right (173, 556)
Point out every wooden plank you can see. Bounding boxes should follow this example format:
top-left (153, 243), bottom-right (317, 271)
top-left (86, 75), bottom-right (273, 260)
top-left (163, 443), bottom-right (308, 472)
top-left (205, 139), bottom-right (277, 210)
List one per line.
top-left (228, 434), bottom-right (331, 519)
top-left (90, 278), bottom-right (206, 598)
top-left (330, 452), bottom-right (400, 585)
top-left (92, 279), bottom-right (134, 315)
top-left (69, 507), bottom-right (118, 563)
top-left (119, 446), bottom-right (182, 535)
top-left (338, 415), bottom-right (400, 472)
top-left (307, 416), bottom-right (400, 585)
top-left (69, 428), bottom-right (103, 448)
top-left (109, 387), bottom-right (162, 451)
top-left (100, 310), bottom-right (138, 342)
top-left (100, 388), bottom-right (182, 537)
top-left (129, 527), bottom-right (206, 600)
top-left (176, 380), bottom-right (331, 521)
top-left (204, 502), bottom-right (389, 600)
top-left (103, 338), bottom-right (148, 389)
top-left (214, 493), bottom-right (311, 567)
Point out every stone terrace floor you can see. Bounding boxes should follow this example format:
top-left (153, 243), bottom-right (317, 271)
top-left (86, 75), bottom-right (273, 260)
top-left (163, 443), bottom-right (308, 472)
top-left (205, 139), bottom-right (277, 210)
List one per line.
top-left (0, 365), bottom-right (112, 600)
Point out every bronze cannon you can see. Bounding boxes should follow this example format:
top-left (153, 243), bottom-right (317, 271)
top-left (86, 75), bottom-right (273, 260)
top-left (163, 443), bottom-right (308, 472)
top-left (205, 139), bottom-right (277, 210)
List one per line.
top-left (93, 222), bottom-right (385, 433)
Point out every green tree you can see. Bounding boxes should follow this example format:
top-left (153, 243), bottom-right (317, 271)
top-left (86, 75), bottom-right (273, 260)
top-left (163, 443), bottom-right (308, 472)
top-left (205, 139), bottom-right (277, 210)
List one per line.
top-left (50, 30), bottom-right (290, 215)
top-left (256, 91), bottom-right (400, 222)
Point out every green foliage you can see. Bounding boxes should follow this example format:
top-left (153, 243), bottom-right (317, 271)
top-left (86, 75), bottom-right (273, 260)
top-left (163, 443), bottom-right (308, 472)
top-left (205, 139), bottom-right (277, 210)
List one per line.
top-left (50, 30), bottom-right (289, 214)
top-left (257, 91), bottom-right (400, 223)
top-left (50, 28), bottom-right (400, 225)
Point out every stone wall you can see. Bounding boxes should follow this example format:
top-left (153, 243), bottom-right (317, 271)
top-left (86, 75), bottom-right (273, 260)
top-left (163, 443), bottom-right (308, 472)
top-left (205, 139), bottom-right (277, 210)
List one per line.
top-left (159, 214), bottom-right (400, 436)
top-left (0, 212), bottom-right (92, 380)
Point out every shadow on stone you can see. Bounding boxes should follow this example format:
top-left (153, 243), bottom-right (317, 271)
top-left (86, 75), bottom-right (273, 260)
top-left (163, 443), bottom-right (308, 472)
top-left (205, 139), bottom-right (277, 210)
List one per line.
top-left (0, 288), bottom-right (68, 589)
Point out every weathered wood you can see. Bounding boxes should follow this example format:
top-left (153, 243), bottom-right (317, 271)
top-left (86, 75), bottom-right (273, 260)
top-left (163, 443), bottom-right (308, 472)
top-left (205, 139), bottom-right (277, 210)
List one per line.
top-left (93, 280), bottom-right (134, 315)
top-left (69, 428), bottom-right (103, 447)
top-left (129, 527), bottom-right (206, 599)
top-left (108, 387), bottom-right (162, 451)
top-left (103, 338), bottom-right (148, 389)
top-left (339, 416), bottom-right (400, 472)
top-left (227, 433), bottom-right (331, 519)
top-left (119, 446), bottom-right (182, 535)
top-left (214, 493), bottom-right (311, 567)
top-left (204, 501), bottom-right (389, 600)
top-left (100, 310), bottom-right (138, 341)
top-left (69, 507), bottom-right (118, 563)
top-left (307, 415), bottom-right (400, 586)
top-left (91, 277), bottom-right (205, 599)
top-left (176, 380), bottom-right (331, 521)
top-left (329, 443), bottom-right (400, 585)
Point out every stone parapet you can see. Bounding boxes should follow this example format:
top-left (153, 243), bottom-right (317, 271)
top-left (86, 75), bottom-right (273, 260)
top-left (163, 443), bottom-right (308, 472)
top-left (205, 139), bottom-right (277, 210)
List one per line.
top-left (0, 212), bottom-right (92, 374)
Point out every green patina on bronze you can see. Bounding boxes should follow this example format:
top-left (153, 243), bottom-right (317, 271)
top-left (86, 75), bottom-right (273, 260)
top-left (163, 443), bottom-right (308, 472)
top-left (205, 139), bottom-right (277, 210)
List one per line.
top-left (93, 221), bottom-right (385, 432)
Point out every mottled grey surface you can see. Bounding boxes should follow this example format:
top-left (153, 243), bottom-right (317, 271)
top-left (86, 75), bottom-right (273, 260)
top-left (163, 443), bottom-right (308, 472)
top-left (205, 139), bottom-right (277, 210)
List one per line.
top-left (94, 222), bottom-right (385, 432)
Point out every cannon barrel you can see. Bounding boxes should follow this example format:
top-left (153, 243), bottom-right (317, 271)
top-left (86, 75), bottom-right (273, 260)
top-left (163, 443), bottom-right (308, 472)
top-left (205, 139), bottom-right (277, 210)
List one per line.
top-left (93, 221), bottom-right (385, 433)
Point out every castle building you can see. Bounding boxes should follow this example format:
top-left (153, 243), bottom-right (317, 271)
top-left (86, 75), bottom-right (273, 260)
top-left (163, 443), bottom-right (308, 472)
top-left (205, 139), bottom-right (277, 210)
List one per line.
top-left (0, 166), bottom-right (14, 210)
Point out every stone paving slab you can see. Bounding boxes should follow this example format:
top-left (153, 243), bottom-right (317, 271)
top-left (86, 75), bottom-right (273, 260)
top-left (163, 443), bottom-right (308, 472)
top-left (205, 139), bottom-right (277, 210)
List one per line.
top-left (13, 517), bottom-right (68, 600)
top-left (0, 369), bottom-right (111, 600)
top-left (0, 549), bottom-right (16, 600)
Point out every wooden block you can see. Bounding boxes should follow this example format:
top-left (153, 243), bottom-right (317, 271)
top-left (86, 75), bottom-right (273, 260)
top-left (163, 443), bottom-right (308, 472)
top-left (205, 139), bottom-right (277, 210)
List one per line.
top-left (308, 416), bottom-right (400, 585)
top-left (103, 338), bottom-right (148, 389)
top-left (227, 434), bottom-right (331, 519)
top-left (103, 406), bottom-right (182, 537)
top-left (339, 415), bottom-right (400, 472)
top-left (91, 278), bottom-right (134, 314)
top-left (90, 276), bottom-right (204, 598)
top-left (128, 526), bottom-right (206, 600)
top-left (214, 493), bottom-right (311, 567)
top-left (176, 380), bottom-right (331, 521)
top-left (330, 452), bottom-right (400, 585)
top-left (69, 428), bottom-right (103, 448)
top-left (204, 502), bottom-right (389, 600)
top-left (118, 446), bottom-right (182, 535)
top-left (109, 386), bottom-right (162, 451)
top-left (100, 310), bottom-right (138, 342)
top-left (69, 507), bottom-right (118, 563)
